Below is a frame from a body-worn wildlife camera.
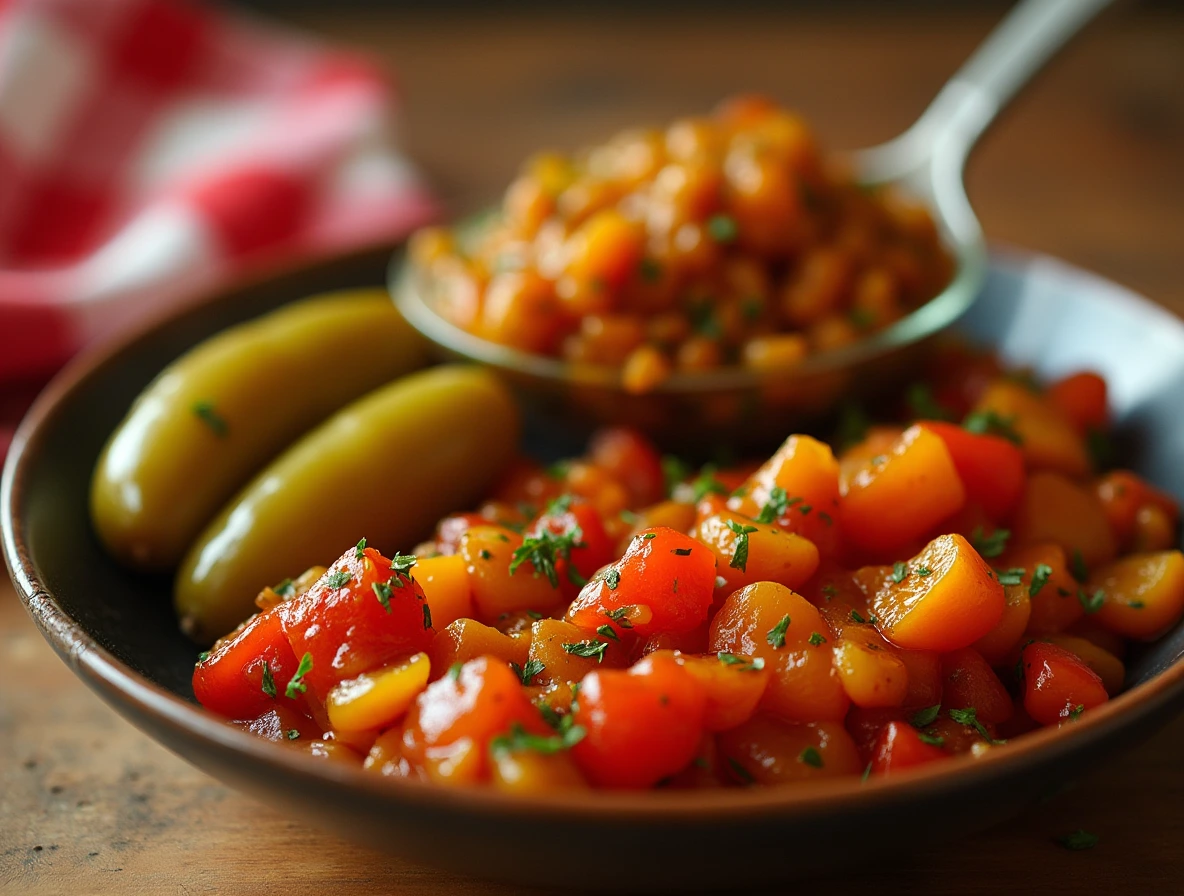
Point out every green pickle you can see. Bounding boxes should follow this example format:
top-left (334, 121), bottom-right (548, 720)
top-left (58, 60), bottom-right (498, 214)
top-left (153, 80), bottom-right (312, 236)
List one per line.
top-left (90, 291), bottom-right (428, 571)
top-left (174, 365), bottom-right (520, 643)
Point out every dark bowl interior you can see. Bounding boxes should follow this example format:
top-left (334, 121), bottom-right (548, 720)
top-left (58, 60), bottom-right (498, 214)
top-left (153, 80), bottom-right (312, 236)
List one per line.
top-left (4, 246), bottom-right (1184, 892)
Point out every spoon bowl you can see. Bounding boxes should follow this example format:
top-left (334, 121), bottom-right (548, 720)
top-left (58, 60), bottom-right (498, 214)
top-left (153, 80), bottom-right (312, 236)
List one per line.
top-left (392, 0), bottom-right (1109, 451)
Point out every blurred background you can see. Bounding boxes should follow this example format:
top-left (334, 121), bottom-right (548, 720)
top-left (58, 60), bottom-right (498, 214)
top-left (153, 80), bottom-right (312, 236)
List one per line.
top-left (236, 0), bottom-right (1183, 312)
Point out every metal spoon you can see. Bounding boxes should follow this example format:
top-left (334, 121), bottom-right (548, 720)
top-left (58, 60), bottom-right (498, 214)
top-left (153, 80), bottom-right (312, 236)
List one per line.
top-left (392, 0), bottom-right (1114, 450)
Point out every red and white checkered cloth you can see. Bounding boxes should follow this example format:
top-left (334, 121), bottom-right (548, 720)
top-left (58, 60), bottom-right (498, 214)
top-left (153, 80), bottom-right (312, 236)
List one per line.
top-left (0, 0), bottom-right (438, 453)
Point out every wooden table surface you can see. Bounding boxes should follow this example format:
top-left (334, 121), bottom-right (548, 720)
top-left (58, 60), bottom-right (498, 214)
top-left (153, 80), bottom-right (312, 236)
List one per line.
top-left (4, 6), bottom-right (1184, 894)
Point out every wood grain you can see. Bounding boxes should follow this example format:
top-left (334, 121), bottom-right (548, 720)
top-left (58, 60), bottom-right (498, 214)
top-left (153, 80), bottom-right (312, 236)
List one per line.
top-left (4, 7), bottom-right (1184, 894)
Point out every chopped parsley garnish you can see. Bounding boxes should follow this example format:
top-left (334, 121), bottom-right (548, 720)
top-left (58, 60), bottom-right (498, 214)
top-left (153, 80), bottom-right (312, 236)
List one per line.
top-left (995, 567), bottom-right (1026, 587)
top-left (917, 731), bottom-right (946, 747)
top-left (891, 561), bottom-right (908, 584)
top-left (448, 662), bottom-right (463, 682)
top-left (906, 382), bottom-right (951, 421)
top-left (850, 609), bottom-right (867, 624)
top-left (285, 653), bottom-right (313, 699)
top-left (1068, 704), bottom-right (1086, 721)
top-left (671, 547), bottom-right (693, 556)
top-left (706, 214), bottom-right (739, 243)
top-left (562, 639), bottom-right (609, 662)
top-left (197, 651), bottom-right (210, 664)
top-left (260, 661), bottom-right (277, 698)
top-left (971, 526), bottom-right (1010, 559)
top-left (324, 570), bottom-right (352, 589)
top-left (818, 511), bottom-right (834, 526)
top-left (546, 494), bottom-right (574, 515)
top-left (509, 527), bottom-right (585, 589)
top-left (727, 756), bottom-right (755, 784)
top-left (691, 466), bottom-right (729, 503)
top-left (861, 762), bottom-right (873, 783)
top-left (603, 568), bottom-right (621, 589)
top-left (1055, 830), bottom-right (1099, 851)
top-left (285, 729), bottom-right (300, 741)
top-left (962, 409), bottom-right (1023, 444)
top-left (661, 456), bottom-right (691, 496)
top-left (490, 721), bottom-right (585, 756)
top-left (604, 606), bottom-right (635, 629)
top-left (948, 706), bottom-right (1004, 744)
top-left (910, 705), bottom-right (941, 728)
top-left (1078, 588), bottom-right (1106, 614)
top-left (915, 566), bottom-right (932, 577)
top-left (274, 578), bottom-right (296, 598)
top-left (1029, 563), bottom-right (1053, 597)
top-left (422, 603), bottom-right (433, 630)
top-left (511, 658), bottom-right (545, 685)
top-left (389, 553), bottom-right (418, 575)
top-left (479, 549), bottom-right (492, 560)
top-left (717, 652), bottom-right (766, 672)
top-left (596, 624), bottom-right (620, 642)
top-left (766, 614), bottom-right (791, 649)
top-left (355, 537), bottom-right (368, 559)
top-left (191, 400), bottom-right (228, 437)
top-left (372, 580), bottom-right (393, 613)
top-left (756, 486), bottom-right (790, 524)
top-left (642, 533), bottom-right (657, 540)
top-left (799, 747), bottom-right (824, 768)
top-left (821, 583), bottom-right (838, 600)
top-left (1069, 549), bottom-right (1090, 583)
top-left (639, 257), bottom-right (663, 283)
top-left (726, 520), bottom-right (758, 572)
top-left (808, 632), bottom-right (827, 646)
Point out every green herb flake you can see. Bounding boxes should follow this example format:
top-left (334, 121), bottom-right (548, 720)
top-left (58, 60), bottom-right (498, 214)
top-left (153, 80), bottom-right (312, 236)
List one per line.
top-left (727, 756), bottom-right (755, 785)
top-left (372, 580), bottom-right (393, 613)
top-left (642, 533), bottom-right (657, 540)
top-left (799, 747), bottom-right (824, 768)
top-left (512, 658), bottom-right (546, 685)
top-left (818, 511), bottom-right (834, 526)
top-left (1069, 549), bottom-right (1090, 583)
top-left (274, 578), bottom-right (296, 598)
top-left (808, 632), bottom-right (827, 646)
top-left (906, 382), bottom-right (951, 421)
top-left (861, 762), bottom-right (873, 783)
top-left (971, 526), bottom-right (1010, 559)
top-left (756, 486), bottom-right (790, 524)
top-left (324, 570), bottom-right (352, 589)
top-left (191, 400), bottom-right (229, 437)
top-left (260, 661), bottom-right (277, 698)
top-left (706, 214), bottom-right (739, 243)
top-left (490, 721), bottom-right (586, 757)
top-left (995, 567), bottom-right (1026, 587)
top-left (562, 639), bottom-right (609, 662)
top-left (726, 520), bottom-right (759, 572)
top-left (1078, 589), bottom-right (1106, 614)
top-left (918, 731), bottom-right (946, 747)
top-left (915, 566), bottom-right (932, 577)
top-left (448, 662), bottom-right (463, 682)
top-left (596, 624), bottom-right (620, 643)
top-left (1068, 704), bottom-right (1086, 721)
top-left (421, 603), bottom-right (433, 630)
top-left (285, 729), bottom-right (300, 741)
top-left (479, 549), bottom-right (493, 560)
top-left (717, 652), bottom-right (766, 672)
top-left (389, 552), bottom-right (418, 575)
top-left (962, 409), bottom-right (1023, 445)
top-left (509, 526), bottom-right (586, 589)
top-left (1029, 563), bottom-right (1053, 597)
top-left (604, 606), bottom-right (636, 629)
top-left (671, 547), bottom-right (693, 556)
top-left (850, 609), bottom-right (867, 624)
top-left (891, 561), bottom-right (908, 584)
top-left (821, 583), bottom-right (838, 600)
top-left (285, 654), bottom-right (313, 699)
top-left (766, 614), bottom-right (791, 649)
top-left (910, 705), bottom-right (941, 728)
top-left (603, 568), bottom-right (621, 590)
top-left (355, 537), bottom-right (368, 559)
top-left (1055, 830), bottom-right (1099, 851)
top-left (948, 706), bottom-right (1004, 744)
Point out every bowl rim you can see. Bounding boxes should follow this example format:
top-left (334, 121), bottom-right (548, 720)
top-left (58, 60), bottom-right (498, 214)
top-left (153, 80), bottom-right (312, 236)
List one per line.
top-left (4, 246), bottom-right (1184, 824)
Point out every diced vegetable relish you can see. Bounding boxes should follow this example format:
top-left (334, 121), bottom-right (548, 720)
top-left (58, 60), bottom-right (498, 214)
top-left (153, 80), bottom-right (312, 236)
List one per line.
top-left (194, 345), bottom-right (1184, 790)
top-left (406, 95), bottom-right (953, 393)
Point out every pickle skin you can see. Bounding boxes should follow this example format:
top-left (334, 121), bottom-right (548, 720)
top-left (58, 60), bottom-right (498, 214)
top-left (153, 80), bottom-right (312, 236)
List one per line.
top-left (174, 365), bottom-right (521, 644)
top-left (90, 291), bottom-right (428, 571)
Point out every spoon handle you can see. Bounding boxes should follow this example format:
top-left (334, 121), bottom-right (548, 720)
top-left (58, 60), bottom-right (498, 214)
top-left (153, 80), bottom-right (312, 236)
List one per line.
top-left (863, 0), bottom-right (1113, 180)
top-left (930, 0), bottom-right (1114, 158)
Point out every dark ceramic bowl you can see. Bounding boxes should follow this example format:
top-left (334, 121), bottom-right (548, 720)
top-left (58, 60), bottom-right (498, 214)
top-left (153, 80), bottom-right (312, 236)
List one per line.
top-left (4, 247), bottom-right (1184, 892)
